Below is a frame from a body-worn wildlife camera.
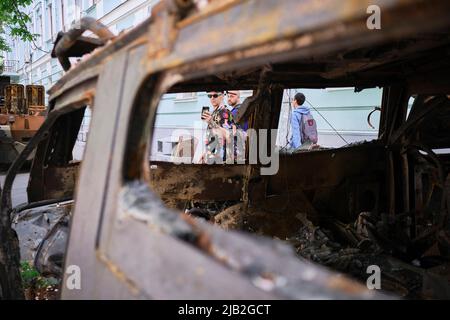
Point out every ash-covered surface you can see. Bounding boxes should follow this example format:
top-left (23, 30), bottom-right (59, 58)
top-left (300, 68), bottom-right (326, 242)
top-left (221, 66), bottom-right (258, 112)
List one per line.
top-left (186, 200), bottom-right (450, 299)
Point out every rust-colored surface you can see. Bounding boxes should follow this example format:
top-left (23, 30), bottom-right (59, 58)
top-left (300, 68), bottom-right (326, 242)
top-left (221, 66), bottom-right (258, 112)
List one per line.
top-left (52, 17), bottom-right (115, 71)
top-left (149, 161), bottom-right (245, 203)
top-left (9, 115), bottom-right (46, 142)
top-left (2, 0), bottom-right (450, 300)
top-left (27, 162), bottom-right (80, 203)
top-left (4, 84), bottom-right (25, 114)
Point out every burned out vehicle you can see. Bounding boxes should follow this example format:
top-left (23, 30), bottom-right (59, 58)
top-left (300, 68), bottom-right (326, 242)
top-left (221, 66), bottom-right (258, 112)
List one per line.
top-left (1, 0), bottom-right (450, 299)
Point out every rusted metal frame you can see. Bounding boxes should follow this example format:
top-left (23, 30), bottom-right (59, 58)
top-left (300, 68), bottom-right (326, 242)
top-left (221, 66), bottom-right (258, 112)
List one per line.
top-left (168, 73), bottom-right (400, 92)
top-left (53, 37), bottom-right (105, 72)
top-left (385, 86), bottom-right (409, 146)
top-left (367, 107), bottom-right (381, 130)
top-left (54, 0), bottom-right (450, 298)
top-left (378, 87), bottom-right (390, 142)
top-left (407, 144), bottom-right (446, 225)
top-left (390, 95), bottom-right (448, 145)
top-left (332, 44), bottom-right (450, 97)
top-left (445, 175), bottom-right (450, 228)
top-left (95, 67), bottom-right (176, 283)
top-left (387, 150), bottom-right (397, 217)
top-left (237, 67), bottom-right (272, 208)
top-left (381, 85), bottom-right (409, 218)
top-left (53, 17), bottom-right (115, 71)
top-left (269, 85), bottom-right (284, 145)
top-left (234, 69), bottom-right (272, 130)
top-left (383, 92), bottom-right (447, 238)
top-left (33, 165), bottom-right (80, 202)
top-left (260, 85), bottom-right (284, 198)
top-left (152, 0), bottom-right (450, 86)
top-left (102, 197), bottom-right (274, 298)
top-left (88, 1), bottom-right (428, 298)
top-left (389, 95), bottom-right (448, 229)
top-left (118, 182), bottom-right (386, 299)
top-left (400, 146), bottom-right (411, 237)
top-left (1, 115), bottom-right (56, 217)
top-left (254, 89), bottom-right (273, 200)
top-left (2, 107), bottom-right (81, 214)
top-left (48, 64), bottom-right (101, 105)
top-left (96, 50), bottom-right (194, 297)
top-left (107, 70), bottom-right (277, 298)
top-left (122, 73), bottom-right (179, 180)
top-left (269, 144), bottom-right (385, 193)
top-left (46, 0), bottom-right (450, 98)
top-left (0, 224), bottom-right (23, 299)
top-left (94, 49), bottom-right (147, 253)
top-left (28, 80), bottom-right (96, 202)
top-left (0, 103), bottom-right (73, 299)
top-left (109, 56), bottom-right (384, 298)
top-left (243, 93), bottom-right (272, 206)
top-left (414, 165), bottom-right (425, 227)
top-left (61, 50), bottom-right (134, 298)
top-left (170, 0), bottom-right (430, 66)
top-left (149, 162), bottom-right (245, 201)
top-left (48, 18), bottom-right (152, 97)
top-left (321, 36), bottom-right (450, 80)
top-left (165, 0), bottom-right (197, 20)
top-left (149, 143), bottom-right (387, 203)
top-left (175, 0), bottom-right (240, 28)
top-left (408, 70), bottom-right (450, 95)
top-left (411, 154), bottom-right (440, 240)
top-left (47, 108), bottom-right (85, 166)
top-left (45, 0), bottom-right (450, 103)
top-left (400, 40), bottom-right (450, 90)
top-left (26, 133), bottom-right (53, 202)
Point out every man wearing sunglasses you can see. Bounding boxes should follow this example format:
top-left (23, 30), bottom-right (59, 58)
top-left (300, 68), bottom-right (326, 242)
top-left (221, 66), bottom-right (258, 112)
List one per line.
top-left (201, 91), bottom-right (236, 163)
top-left (227, 91), bottom-right (248, 131)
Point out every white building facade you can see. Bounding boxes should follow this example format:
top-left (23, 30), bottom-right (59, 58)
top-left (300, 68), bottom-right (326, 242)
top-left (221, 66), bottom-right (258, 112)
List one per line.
top-left (1, 0), bottom-right (157, 90)
top-left (1, 1), bottom-right (384, 162)
top-left (1, 0), bottom-right (159, 160)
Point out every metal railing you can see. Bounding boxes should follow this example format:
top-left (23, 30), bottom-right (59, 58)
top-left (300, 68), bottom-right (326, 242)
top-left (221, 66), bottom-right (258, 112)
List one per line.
top-left (1, 60), bottom-right (19, 73)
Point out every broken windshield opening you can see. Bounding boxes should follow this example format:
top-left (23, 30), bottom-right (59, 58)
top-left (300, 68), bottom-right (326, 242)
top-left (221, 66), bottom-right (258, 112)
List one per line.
top-left (124, 77), bottom-right (406, 296)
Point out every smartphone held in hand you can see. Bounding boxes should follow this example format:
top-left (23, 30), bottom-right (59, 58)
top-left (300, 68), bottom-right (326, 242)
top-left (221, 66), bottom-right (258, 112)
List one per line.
top-left (201, 106), bottom-right (210, 119)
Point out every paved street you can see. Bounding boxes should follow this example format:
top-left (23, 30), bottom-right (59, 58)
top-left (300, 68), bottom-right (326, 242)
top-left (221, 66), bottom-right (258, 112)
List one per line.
top-left (0, 173), bottom-right (29, 207)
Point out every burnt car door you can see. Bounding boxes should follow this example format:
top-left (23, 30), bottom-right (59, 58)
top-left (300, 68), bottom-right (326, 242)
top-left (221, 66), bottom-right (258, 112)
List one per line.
top-left (45, 0), bottom-right (450, 299)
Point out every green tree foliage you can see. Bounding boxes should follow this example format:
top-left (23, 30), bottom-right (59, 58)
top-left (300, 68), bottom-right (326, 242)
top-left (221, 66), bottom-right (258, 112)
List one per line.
top-left (0, 0), bottom-right (36, 52)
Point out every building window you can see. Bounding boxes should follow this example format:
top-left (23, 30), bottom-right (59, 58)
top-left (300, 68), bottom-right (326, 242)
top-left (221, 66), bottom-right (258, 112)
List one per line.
top-left (103, 0), bottom-right (124, 15)
top-left (116, 14), bottom-right (135, 33)
top-left (35, 6), bottom-right (43, 46)
top-left (60, 0), bottom-right (65, 31)
top-left (65, 0), bottom-right (82, 27)
top-left (82, 0), bottom-right (96, 10)
top-left (45, 1), bottom-right (54, 41)
top-left (83, 0), bottom-right (97, 18)
top-left (175, 92), bottom-right (197, 101)
top-left (75, 0), bottom-right (82, 22)
top-left (54, 0), bottom-right (62, 33)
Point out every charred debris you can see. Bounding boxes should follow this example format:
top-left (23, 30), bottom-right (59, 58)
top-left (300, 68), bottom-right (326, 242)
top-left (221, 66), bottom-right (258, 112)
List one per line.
top-left (1, 0), bottom-right (450, 299)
